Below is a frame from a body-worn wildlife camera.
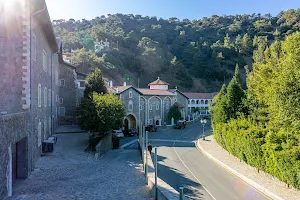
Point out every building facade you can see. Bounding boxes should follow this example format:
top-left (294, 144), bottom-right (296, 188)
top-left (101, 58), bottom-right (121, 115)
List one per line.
top-left (109, 78), bottom-right (218, 129)
top-left (109, 78), bottom-right (189, 129)
top-left (184, 92), bottom-right (218, 117)
top-left (0, 0), bottom-right (60, 198)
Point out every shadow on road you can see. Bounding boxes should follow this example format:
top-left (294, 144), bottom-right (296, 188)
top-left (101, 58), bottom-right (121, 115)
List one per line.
top-left (150, 148), bottom-right (207, 199)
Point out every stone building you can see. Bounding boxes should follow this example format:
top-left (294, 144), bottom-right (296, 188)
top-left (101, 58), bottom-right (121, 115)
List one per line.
top-left (0, 0), bottom-right (60, 198)
top-left (184, 92), bottom-right (218, 117)
top-left (57, 41), bottom-right (78, 124)
top-left (109, 78), bottom-right (189, 129)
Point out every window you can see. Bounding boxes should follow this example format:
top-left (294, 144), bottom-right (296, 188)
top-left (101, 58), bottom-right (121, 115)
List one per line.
top-left (156, 104), bottom-right (159, 110)
top-left (48, 117), bottom-right (51, 136)
top-left (44, 118), bottom-right (47, 140)
top-left (44, 87), bottom-right (47, 107)
top-left (38, 120), bottom-right (41, 146)
top-left (38, 84), bottom-right (41, 107)
top-left (129, 91), bottom-right (132, 98)
top-left (78, 80), bottom-right (85, 88)
top-left (174, 98), bottom-right (177, 102)
top-left (52, 90), bottom-right (54, 106)
top-left (128, 100), bottom-right (133, 111)
top-left (43, 50), bottom-right (47, 72)
top-left (166, 103), bottom-right (169, 109)
top-left (48, 89), bottom-right (51, 107)
top-left (205, 100), bottom-right (208, 104)
top-left (58, 107), bottom-right (65, 116)
top-left (60, 79), bottom-right (65, 86)
top-left (149, 104), bottom-right (152, 110)
top-left (140, 105), bottom-right (142, 110)
top-left (148, 119), bottom-right (153, 125)
top-left (32, 35), bottom-right (36, 61)
top-left (59, 98), bottom-right (63, 104)
top-left (48, 58), bottom-right (51, 76)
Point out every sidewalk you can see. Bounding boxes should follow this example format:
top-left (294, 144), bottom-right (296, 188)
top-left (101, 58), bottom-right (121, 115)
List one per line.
top-left (55, 125), bottom-right (86, 134)
top-left (197, 135), bottom-right (300, 200)
top-left (7, 132), bottom-right (150, 200)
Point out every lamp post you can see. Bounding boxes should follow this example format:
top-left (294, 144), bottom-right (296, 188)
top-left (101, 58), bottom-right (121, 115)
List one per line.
top-left (200, 118), bottom-right (207, 140)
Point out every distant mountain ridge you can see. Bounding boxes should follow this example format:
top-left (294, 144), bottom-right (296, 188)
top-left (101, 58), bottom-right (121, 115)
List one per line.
top-left (53, 9), bottom-right (300, 92)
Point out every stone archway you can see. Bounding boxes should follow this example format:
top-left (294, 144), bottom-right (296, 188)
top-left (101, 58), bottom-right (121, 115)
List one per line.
top-left (124, 114), bottom-right (137, 129)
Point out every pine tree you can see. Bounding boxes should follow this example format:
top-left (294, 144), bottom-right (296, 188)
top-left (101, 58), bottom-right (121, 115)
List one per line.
top-left (224, 33), bottom-right (231, 48)
top-left (84, 68), bottom-right (108, 98)
top-left (234, 64), bottom-right (242, 86)
top-left (241, 33), bottom-right (252, 55)
top-left (226, 76), bottom-right (245, 119)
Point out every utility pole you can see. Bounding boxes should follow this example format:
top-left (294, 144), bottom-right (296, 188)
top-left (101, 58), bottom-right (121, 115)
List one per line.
top-left (154, 147), bottom-right (158, 200)
top-left (145, 131), bottom-right (149, 184)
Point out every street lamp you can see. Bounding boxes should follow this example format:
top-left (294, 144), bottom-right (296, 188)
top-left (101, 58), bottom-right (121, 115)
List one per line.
top-left (200, 118), bottom-right (207, 140)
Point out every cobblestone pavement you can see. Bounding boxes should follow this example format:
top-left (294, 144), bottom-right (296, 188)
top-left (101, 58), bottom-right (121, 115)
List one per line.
top-left (199, 135), bottom-right (300, 200)
top-left (7, 133), bottom-right (150, 200)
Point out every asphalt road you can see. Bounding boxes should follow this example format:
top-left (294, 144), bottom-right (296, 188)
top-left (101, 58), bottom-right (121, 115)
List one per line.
top-left (147, 122), bottom-right (270, 200)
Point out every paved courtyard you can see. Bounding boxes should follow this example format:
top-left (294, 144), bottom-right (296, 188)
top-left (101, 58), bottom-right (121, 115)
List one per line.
top-left (7, 133), bottom-right (150, 200)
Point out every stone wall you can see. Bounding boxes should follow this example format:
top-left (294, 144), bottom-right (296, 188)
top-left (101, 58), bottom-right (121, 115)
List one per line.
top-left (95, 132), bottom-right (113, 159)
top-left (0, 112), bottom-right (30, 199)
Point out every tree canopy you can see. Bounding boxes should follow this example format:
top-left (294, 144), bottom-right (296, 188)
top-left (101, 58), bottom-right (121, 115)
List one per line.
top-left (53, 9), bottom-right (300, 92)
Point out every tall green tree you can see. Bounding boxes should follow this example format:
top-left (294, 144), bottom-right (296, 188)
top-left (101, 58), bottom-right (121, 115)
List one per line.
top-left (234, 64), bottom-right (242, 86)
top-left (84, 68), bottom-right (108, 98)
top-left (210, 84), bottom-right (229, 125)
top-left (168, 104), bottom-right (182, 123)
top-left (226, 74), bottom-right (245, 119)
top-left (241, 33), bottom-right (252, 55)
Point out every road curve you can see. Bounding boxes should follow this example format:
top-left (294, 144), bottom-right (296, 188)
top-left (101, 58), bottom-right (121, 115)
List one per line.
top-left (149, 123), bottom-right (270, 200)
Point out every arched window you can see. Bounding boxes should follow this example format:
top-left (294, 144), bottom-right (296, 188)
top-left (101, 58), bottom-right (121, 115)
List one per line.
top-left (128, 100), bottom-right (133, 111)
top-left (201, 100), bottom-right (204, 104)
top-left (196, 100), bottom-right (199, 104)
top-left (205, 100), bottom-right (208, 104)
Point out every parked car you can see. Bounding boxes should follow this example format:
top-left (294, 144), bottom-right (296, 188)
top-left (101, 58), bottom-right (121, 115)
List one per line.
top-left (174, 120), bottom-right (186, 129)
top-left (122, 129), bottom-right (137, 137)
top-left (113, 129), bottom-right (124, 138)
top-left (145, 125), bottom-right (157, 132)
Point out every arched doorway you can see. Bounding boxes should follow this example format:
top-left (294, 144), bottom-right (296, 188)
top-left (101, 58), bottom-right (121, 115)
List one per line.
top-left (124, 118), bottom-right (129, 130)
top-left (156, 120), bottom-right (160, 126)
top-left (124, 114), bottom-right (137, 129)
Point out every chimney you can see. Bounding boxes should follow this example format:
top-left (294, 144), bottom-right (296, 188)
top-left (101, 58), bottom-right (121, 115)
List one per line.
top-left (123, 82), bottom-right (127, 86)
top-left (110, 80), bottom-right (113, 87)
top-left (116, 88), bottom-right (119, 93)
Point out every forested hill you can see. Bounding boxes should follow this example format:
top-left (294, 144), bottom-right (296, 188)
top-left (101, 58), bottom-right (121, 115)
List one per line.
top-left (53, 9), bottom-right (300, 92)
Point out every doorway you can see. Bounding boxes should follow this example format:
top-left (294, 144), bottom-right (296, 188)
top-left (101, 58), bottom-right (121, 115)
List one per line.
top-left (12, 137), bottom-right (28, 184)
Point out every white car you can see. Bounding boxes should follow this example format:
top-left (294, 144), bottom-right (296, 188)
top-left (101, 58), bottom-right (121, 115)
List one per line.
top-left (113, 129), bottom-right (124, 138)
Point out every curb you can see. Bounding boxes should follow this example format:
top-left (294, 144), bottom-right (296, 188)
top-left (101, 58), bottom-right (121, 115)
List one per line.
top-left (196, 140), bottom-right (285, 200)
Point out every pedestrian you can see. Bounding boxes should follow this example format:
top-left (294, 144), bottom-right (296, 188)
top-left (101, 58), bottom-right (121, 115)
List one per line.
top-left (147, 143), bottom-right (153, 154)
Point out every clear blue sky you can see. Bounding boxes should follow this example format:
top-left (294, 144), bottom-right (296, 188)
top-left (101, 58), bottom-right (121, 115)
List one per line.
top-left (45, 0), bottom-right (299, 21)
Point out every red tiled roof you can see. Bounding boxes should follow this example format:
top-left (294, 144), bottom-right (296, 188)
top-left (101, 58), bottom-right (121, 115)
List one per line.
top-left (183, 92), bottom-right (218, 99)
top-left (137, 89), bottom-right (175, 96)
top-left (148, 78), bottom-right (169, 86)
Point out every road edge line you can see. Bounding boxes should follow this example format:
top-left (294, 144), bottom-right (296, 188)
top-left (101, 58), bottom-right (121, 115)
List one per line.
top-left (120, 139), bottom-right (138, 148)
top-left (173, 128), bottom-right (217, 200)
top-left (196, 140), bottom-right (285, 200)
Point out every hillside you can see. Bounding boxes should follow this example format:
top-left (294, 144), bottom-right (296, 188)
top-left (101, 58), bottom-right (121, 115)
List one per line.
top-left (53, 9), bottom-right (300, 92)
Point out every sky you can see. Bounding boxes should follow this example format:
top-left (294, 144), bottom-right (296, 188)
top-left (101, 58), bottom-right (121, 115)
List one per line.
top-left (45, 0), bottom-right (299, 21)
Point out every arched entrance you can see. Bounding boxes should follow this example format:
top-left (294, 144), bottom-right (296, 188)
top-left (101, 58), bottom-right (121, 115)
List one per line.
top-left (124, 118), bottom-right (129, 130)
top-left (124, 114), bottom-right (137, 129)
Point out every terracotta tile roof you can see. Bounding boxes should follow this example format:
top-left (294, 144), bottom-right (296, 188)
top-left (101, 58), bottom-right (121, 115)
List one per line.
top-left (137, 89), bottom-right (175, 96)
top-left (148, 78), bottom-right (169, 86)
top-left (183, 92), bottom-right (218, 99)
